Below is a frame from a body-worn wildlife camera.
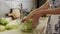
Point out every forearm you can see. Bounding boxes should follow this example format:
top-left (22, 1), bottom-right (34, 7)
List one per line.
top-left (36, 7), bottom-right (60, 17)
top-left (46, 7), bottom-right (60, 14)
top-left (28, 0), bottom-right (49, 17)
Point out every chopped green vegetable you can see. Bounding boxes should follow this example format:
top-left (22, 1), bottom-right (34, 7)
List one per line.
top-left (0, 17), bottom-right (19, 32)
top-left (5, 22), bottom-right (19, 30)
top-left (0, 18), bottom-right (9, 26)
top-left (22, 19), bottom-right (33, 32)
top-left (0, 25), bottom-right (5, 32)
top-left (5, 25), bottom-right (13, 30)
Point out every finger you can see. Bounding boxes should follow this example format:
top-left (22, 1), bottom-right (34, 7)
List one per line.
top-left (21, 16), bottom-right (30, 22)
top-left (31, 18), bottom-right (39, 28)
top-left (21, 17), bottom-right (27, 22)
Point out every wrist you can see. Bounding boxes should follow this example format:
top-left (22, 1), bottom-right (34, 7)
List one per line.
top-left (43, 9), bottom-right (49, 15)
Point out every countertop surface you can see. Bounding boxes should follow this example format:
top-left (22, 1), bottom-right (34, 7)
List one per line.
top-left (0, 17), bottom-right (49, 34)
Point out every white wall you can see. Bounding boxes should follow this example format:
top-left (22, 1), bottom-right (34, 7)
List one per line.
top-left (1, 0), bottom-right (35, 9)
top-left (5, 0), bottom-right (35, 11)
top-left (0, 0), bottom-right (35, 17)
top-left (0, 1), bottom-right (10, 17)
top-left (5, 1), bottom-right (20, 8)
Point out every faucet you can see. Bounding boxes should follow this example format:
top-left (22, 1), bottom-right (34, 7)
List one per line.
top-left (19, 3), bottom-right (23, 20)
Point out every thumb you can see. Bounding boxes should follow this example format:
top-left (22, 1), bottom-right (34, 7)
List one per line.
top-left (30, 18), bottom-right (39, 28)
top-left (21, 16), bottom-right (27, 22)
top-left (21, 16), bottom-right (31, 22)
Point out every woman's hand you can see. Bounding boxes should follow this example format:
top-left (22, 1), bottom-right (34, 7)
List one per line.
top-left (22, 15), bottom-right (39, 28)
top-left (21, 9), bottom-right (45, 28)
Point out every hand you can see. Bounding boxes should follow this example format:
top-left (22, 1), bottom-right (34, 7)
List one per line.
top-left (21, 10), bottom-right (45, 28)
top-left (21, 15), bottom-right (39, 28)
top-left (21, 9), bottom-right (40, 22)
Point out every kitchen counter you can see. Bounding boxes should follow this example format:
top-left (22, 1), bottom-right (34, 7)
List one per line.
top-left (0, 17), bottom-right (49, 34)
